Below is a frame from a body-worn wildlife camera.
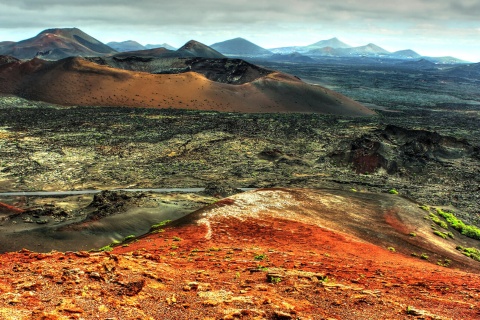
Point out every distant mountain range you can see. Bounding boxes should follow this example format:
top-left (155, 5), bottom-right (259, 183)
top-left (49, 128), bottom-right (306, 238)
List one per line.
top-left (270, 38), bottom-right (465, 63)
top-left (145, 43), bottom-right (176, 50)
top-left (211, 37), bottom-right (466, 64)
top-left (0, 28), bottom-right (223, 60)
top-left (107, 40), bottom-right (145, 52)
top-left (0, 28), bottom-right (469, 64)
top-left (107, 40), bottom-right (225, 60)
top-left (107, 40), bottom-right (176, 52)
top-left (272, 37), bottom-right (351, 54)
top-left (210, 37), bottom-right (272, 56)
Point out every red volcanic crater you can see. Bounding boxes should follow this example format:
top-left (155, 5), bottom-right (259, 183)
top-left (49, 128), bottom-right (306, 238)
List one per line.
top-left (0, 188), bottom-right (478, 319)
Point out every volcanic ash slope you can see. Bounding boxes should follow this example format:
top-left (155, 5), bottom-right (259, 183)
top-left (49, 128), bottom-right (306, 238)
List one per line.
top-left (0, 56), bottom-right (374, 116)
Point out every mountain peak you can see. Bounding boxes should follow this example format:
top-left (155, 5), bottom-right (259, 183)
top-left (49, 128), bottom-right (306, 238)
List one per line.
top-left (179, 40), bottom-right (211, 51)
top-left (182, 39), bottom-right (201, 47)
top-left (107, 40), bottom-right (145, 52)
top-left (145, 43), bottom-right (176, 50)
top-left (210, 38), bottom-right (272, 56)
top-left (38, 27), bottom-right (79, 35)
top-left (37, 27), bottom-right (90, 39)
top-left (358, 43), bottom-right (390, 54)
top-left (391, 49), bottom-right (421, 59)
top-left (307, 38), bottom-right (351, 49)
top-left (177, 40), bottom-right (225, 58)
top-left (1, 27), bottom-right (116, 59)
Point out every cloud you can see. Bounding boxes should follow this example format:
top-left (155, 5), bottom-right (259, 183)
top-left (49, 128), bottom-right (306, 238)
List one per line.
top-left (0, 0), bottom-right (479, 29)
top-left (0, 0), bottom-right (478, 61)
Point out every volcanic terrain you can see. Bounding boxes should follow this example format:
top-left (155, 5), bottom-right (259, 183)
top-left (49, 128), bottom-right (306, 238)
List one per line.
top-left (0, 28), bottom-right (116, 60)
top-left (0, 188), bottom-right (479, 319)
top-left (0, 55), bottom-right (374, 115)
top-left (0, 27), bottom-right (479, 320)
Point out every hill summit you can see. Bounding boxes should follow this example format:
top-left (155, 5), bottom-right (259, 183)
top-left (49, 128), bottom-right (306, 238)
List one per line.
top-left (177, 40), bottom-right (225, 58)
top-left (107, 40), bottom-right (145, 52)
top-left (211, 37), bottom-right (272, 56)
top-left (307, 37), bottom-right (351, 49)
top-left (0, 27), bottom-right (116, 59)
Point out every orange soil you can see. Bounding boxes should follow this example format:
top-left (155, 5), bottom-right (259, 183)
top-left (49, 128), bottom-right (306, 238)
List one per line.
top-left (0, 189), bottom-right (479, 319)
top-left (0, 57), bottom-right (374, 116)
top-left (0, 201), bottom-right (24, 214)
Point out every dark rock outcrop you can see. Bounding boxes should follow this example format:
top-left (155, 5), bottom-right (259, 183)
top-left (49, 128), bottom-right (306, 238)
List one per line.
top-left (85, 191), bottom-right (147, 220)
top-left (203, 182), bottom-right (243, 198)
top-left (331, 125), bottom-right (476, 174)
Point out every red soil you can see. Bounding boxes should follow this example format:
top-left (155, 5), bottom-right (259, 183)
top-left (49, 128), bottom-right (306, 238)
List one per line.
top-left (0, 189), bottom-right (479, 319)
top-left (0, 57), bottom-right (375, 116)
top-left (0, 201), bottom-right (24, 214)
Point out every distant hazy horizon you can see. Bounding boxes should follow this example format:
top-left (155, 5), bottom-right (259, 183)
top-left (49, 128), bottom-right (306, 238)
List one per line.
top-left (0, 0), bottom-right (479, 62)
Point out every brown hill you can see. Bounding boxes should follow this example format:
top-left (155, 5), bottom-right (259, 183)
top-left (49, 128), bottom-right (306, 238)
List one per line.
top-left (109, 40), bottom-right (224, 59)
top-left (0, 188), bottom-right (478, 319)
top-left (0, 28), bottom-right (117, 60)
top-left (0, 56), bottom-right (374, 115)
top-left (0, 55), bottom-right (19, 66)
top-left (177, 40), bottom-right (225, 58)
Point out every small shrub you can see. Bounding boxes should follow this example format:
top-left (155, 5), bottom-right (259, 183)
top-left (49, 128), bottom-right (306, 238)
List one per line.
top-left (433, 230), bottom-right (447, 239)
top-left (437, 209), bottom-right (480, 240)
top-left (387, 247), bottom-right (396, 252)
top-left (98, 245), bottom-right (113, 252)
top-left (461, 225), bottom-right (480, 240)
top-left (419, 205), bottom-right (430, 211)
top-left (269, 276), bottom-right (282, 284)
top-left (420, 253), bottom-right (429, 260)
top-left (173, 236), bottom-right (182, 241)
top-left (257, 265), bottom-right (268, 271)
top-left (388, 189), bottom-right (399, 195)
top-left (150, 220), bottom-right (171, 232)
top-left (254, 254), bottom-right (267, 261)
top-left (456, 246), bottom-right (480, 262)
top-left (437, 259), bottom-right (451, 267)
top-left (123, 235), bottom-right (136, 242)
top-left (409, 232), bottom-right (417, 237)
top-left (429, 213), bottom-right (448, 230)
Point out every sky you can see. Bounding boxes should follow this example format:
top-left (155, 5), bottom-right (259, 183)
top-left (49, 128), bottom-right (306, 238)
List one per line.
top-left (0, 0), bottom-right (479, 62)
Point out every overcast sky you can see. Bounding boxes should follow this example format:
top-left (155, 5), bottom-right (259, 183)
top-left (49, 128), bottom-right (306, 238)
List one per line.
top-left (0, 0), bottom-right (479, 61)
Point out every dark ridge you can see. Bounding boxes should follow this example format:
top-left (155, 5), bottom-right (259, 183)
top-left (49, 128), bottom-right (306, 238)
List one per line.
top-left (73, 35), bottom-right (114, 54)
top-left (86, 56), bottom-right (273, 85)
top-left (0, 55), bottom-right (19, 66)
